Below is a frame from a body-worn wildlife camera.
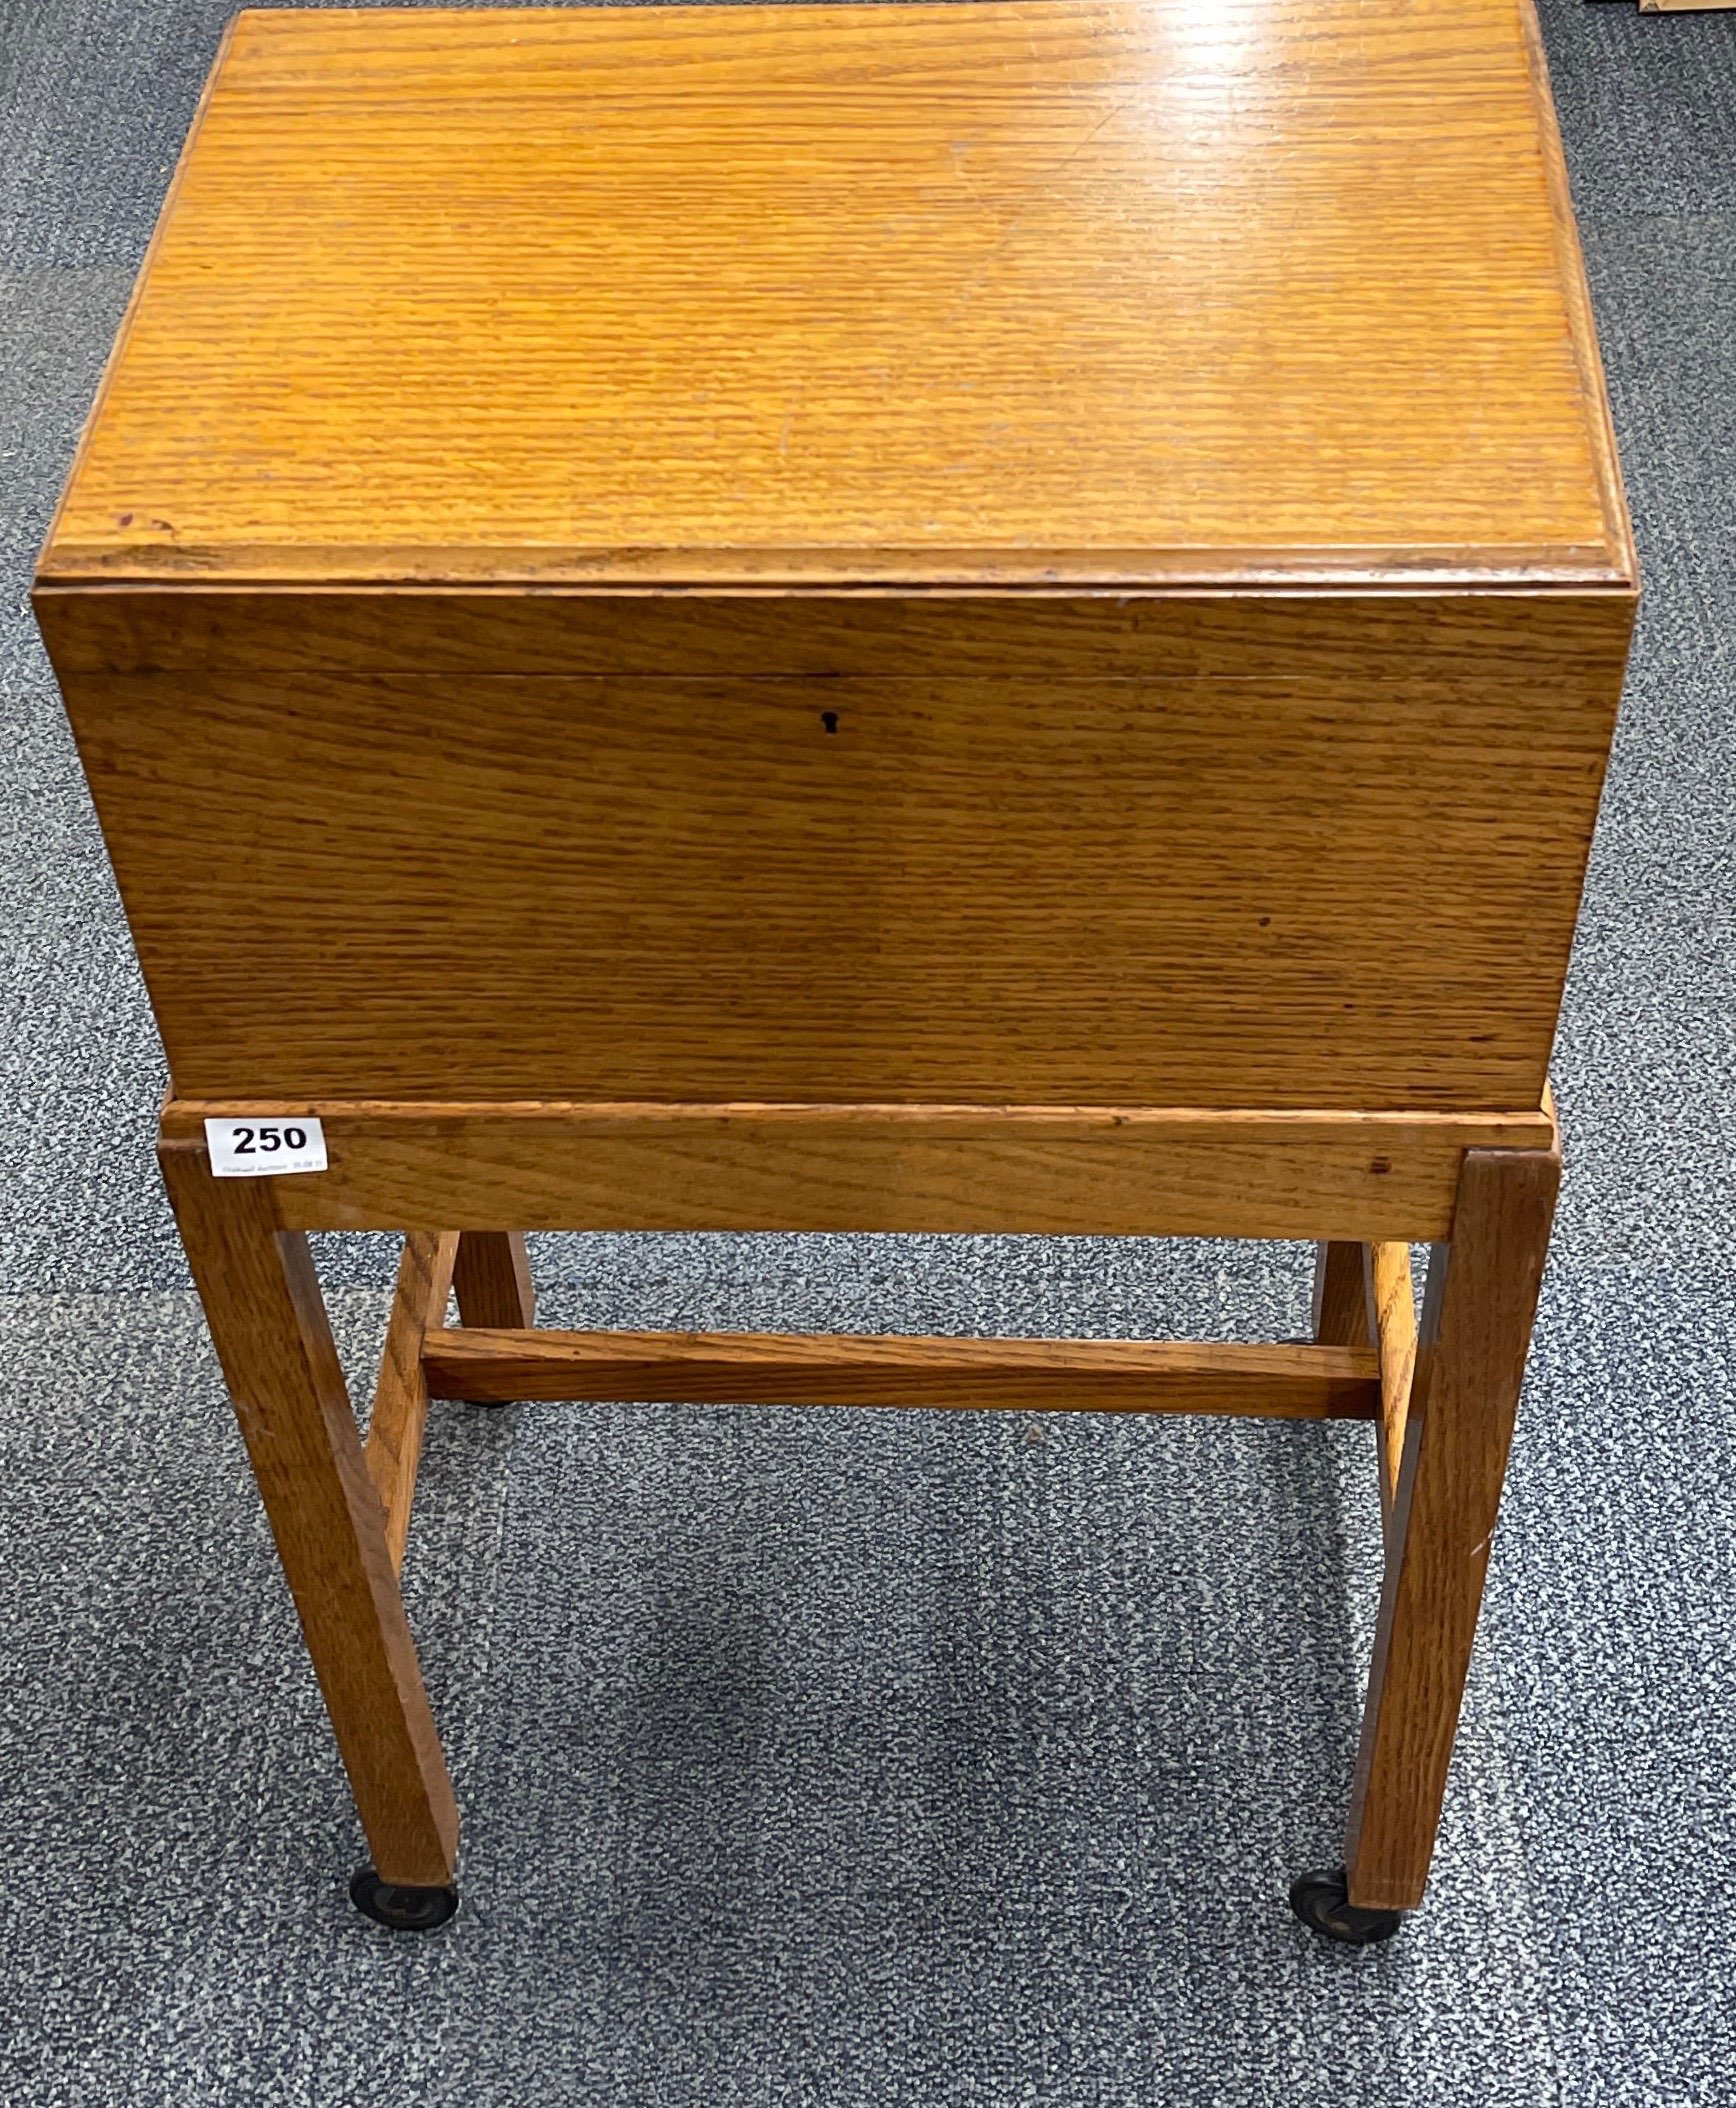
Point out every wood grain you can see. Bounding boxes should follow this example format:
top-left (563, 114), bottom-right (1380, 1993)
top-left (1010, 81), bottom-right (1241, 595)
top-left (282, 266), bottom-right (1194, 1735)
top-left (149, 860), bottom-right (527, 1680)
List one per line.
top-left (1343, 1145), bottom-right (1560, 1911)
top-left (156, 1142), bottom-right (458, 1887)
top-left (57, 646), bottom-right (1629, 1109)
top-left (364, 1230), bottom-right (459, 1569)
top-left (449, 1230), bottom-right (536, 1406)
top-left (422, 1326), bottom-right (1381, 1419)
top-left (35, 585), bottom-right (1636, 682)
top-left (452, 1232), bottom-right (535, 1329)
top-left (35, 1), bottom-right (1636, 1122)
top-left (52, 0), bottom-right (1627, 1917)
top-left (1369, 1241), bottom-right (1418, 1512)
top-left (1517, 0), bottom-right (1632, 568)
top-left (37, 0), bottom-right (1630, 590)
top-left (1311, 1242), bottom-right (1372, 1348)
top-left (157, 1099), bottom-right (1558, 1242)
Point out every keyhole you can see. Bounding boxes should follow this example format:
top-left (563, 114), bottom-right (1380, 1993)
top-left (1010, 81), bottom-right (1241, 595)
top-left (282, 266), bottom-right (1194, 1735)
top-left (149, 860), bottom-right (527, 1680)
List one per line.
top-left (820, 710), bottom-right (839, 735)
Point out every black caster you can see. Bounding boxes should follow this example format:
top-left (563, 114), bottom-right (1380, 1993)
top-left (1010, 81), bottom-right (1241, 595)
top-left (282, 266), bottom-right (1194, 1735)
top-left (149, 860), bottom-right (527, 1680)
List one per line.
top-left (1288, 1867), bottom-right (1403, 1947)
top-left (349, 1865), bottom-right (460, 1931)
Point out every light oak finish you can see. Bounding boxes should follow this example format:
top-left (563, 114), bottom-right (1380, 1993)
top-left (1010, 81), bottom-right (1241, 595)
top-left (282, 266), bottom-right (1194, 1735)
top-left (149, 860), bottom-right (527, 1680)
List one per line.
top-left (450, 1229), bottom-right (536, 1407)
top-left (31, 587), bottom-right (1636, 684)
top-left (36, 0), bottom-right (1635, 1117)
top-left (39, 0), bottom-right (1628, 590)
top-left (1311, 1242), bottom-right (1372, 1349)
top-left (452, 1231), bottom-right (535, 1330)
top-left (156, 1099), bottom-right (1557, 1243)
top-left (1369, 1242), bottom-right (1419, 1514)
top-left (156, 1143), bottom-right (458, 1888)
top-left (422, 1327), bottom-right (1381, 1420)
top-left (40, 0), bottom-right (1632, 1924)
top-left (364, 1230), bottom-right (458, 1569)
top-left (1344, 1146), bottom-right (1560, 1911)
top-left (1316, 1236), bottom-right (1417, 1521)
top-left (46, 632), bottom-right (1630, 1111)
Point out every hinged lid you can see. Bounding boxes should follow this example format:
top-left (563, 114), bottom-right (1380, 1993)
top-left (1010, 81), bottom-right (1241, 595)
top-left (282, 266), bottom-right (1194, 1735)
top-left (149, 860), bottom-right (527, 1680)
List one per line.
top-left (38, 0), bottom-right (1634, 593)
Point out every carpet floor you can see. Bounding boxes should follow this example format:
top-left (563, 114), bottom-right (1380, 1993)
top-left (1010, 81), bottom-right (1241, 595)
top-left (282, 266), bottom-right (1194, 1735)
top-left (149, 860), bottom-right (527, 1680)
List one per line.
top-left (2, 1), bottom-right (1734, 2101)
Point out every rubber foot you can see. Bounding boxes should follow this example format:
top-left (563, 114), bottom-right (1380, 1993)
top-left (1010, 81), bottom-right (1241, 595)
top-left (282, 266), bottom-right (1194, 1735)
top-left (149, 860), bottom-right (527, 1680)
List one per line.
top-left (1288, 1867), bottom-right (1404, 1946)
top-left (349, 1865), bottom-right (460, 1931)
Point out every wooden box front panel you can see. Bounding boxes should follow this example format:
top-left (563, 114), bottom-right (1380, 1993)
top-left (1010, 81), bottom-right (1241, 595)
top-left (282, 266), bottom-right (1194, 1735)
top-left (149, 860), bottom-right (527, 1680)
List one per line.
top-left (41, 589), bottom-right (1630, 1111)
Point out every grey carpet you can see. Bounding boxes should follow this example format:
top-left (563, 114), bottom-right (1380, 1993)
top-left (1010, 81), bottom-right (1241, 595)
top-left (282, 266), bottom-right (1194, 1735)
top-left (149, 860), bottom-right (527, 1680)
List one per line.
top-left (1, 1), bottom-right (1734, 2101)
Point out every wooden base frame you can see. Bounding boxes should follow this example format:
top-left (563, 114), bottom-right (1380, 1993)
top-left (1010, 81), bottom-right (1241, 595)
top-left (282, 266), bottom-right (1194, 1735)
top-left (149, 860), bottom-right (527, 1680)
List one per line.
top-left (157, 1096), bottom-right (1559, 1919)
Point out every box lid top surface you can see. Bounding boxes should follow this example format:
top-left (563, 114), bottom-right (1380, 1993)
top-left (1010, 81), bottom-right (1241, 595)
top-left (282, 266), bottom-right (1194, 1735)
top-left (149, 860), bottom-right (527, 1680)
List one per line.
top-left (39, 0), bottom-right (1634, 593)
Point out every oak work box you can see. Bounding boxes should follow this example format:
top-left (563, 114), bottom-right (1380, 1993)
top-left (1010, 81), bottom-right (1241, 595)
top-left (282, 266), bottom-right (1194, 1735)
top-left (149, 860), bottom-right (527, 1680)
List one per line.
top-left (35, 0), bottom-right (1636, 1941)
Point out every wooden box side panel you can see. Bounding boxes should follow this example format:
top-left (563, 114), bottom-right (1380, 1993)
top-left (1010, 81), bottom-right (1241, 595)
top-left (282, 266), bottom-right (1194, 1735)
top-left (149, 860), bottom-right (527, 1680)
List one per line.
top-left (41, 591), bottom-right (1632, 1111)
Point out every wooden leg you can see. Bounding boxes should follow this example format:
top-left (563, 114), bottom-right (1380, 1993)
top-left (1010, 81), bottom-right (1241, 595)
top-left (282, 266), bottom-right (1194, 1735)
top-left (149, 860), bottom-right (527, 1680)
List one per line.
top-left (1368, 1242), bottom-right (1418, 1519)
top-left (365, 1231), bottom-right (461, 1570)
top-left (1312, 1239), bottom-right (1372, 1346)
top-left (445, 1231), bottom-right (536, 1408)
top-left (452, 1231), bottom-right (535, 1328)
top-left (1342, 1144), bottom-right (1559, 1911)
top-left (158, 1142), bottom-right (459, 1888)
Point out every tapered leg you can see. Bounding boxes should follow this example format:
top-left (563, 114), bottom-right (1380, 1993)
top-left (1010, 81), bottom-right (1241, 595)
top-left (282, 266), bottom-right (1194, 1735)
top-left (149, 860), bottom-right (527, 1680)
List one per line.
top-left (1312, 1239), bottom-right (1372, 1346)
top-left (1342, 1144), bottom-right (1559, 1911)
top-left (158, 1140), bottom-right (459, 1888)
top-left (452, 1231), bottom-right (536, 1328)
